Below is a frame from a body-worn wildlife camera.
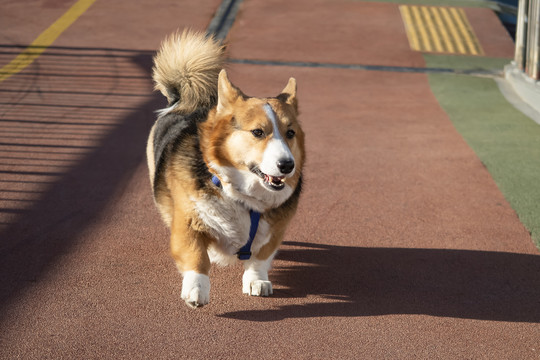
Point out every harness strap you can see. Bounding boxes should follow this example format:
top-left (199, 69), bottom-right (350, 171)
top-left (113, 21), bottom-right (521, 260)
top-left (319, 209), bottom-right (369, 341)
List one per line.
top-left (236, 210), bottom-right (260, 260)
top-left (211, 174), bottom-right (222, 188)
top-left (211, 175), bottom-right (261, 260)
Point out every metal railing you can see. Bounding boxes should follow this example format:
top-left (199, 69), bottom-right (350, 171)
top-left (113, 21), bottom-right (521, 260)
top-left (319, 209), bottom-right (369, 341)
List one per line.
top-left (514, 0), bottom-right (540, 80)
top-left (504, 0), bottom-right (540, 116)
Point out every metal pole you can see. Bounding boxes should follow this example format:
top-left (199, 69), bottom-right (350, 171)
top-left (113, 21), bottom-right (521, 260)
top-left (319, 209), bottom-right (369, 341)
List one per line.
top-left (525, 0), bottom-right (537, 78)
top-left (515, 0), bottom-right (529, 69)
top-left (529, 0), bottom-right (540, 79)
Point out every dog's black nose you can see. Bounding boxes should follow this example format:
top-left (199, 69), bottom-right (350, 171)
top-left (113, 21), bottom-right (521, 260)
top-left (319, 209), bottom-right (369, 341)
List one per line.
top-left (277, 159), bottom-right (295, 174)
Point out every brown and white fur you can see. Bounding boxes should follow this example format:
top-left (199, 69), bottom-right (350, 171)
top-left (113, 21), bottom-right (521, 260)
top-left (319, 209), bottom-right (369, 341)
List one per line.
top-left (147, 30), bottom-right (304, 308)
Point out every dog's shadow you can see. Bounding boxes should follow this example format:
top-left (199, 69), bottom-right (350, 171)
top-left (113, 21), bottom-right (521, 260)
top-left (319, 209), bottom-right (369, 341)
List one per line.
top-left (219, 241), bottom-right (540, 322)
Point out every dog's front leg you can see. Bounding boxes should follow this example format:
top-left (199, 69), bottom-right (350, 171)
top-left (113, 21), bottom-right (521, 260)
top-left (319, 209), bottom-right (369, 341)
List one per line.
top-left (170, 217), bottom-right (211, 308)
top-left (242, 252), bottom-right (276, 296)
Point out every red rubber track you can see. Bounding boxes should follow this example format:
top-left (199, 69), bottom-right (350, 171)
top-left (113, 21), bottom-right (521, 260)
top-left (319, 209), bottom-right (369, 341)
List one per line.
top-left (0, 0), bottom-right (538, 358)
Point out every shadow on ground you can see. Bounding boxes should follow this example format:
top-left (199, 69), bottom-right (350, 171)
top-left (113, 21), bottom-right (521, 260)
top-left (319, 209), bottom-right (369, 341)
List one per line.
top-left (220, 241), bottom-right (540, 323)
top-left (0, 49), bottom-right (160, 315)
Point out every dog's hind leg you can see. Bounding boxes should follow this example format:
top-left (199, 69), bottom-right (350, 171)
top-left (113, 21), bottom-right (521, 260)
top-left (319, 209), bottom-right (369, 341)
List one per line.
top-left (170, 215), bottom-right (212, 308)
top-left (242, 252), bottom-right (276, 296)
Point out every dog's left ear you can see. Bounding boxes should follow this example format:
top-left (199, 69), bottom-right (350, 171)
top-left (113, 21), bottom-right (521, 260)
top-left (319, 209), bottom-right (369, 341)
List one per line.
top-left (277, 77), bottom-right (297, 112)
top-left (217, 69), bottom-right (240, 115)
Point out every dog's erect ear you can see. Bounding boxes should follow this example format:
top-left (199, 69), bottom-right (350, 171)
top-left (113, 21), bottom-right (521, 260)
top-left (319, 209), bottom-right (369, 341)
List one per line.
top-left (217, 69), bottom-right (240, 114)
top-left (277, 77), bottom-right (297, 112)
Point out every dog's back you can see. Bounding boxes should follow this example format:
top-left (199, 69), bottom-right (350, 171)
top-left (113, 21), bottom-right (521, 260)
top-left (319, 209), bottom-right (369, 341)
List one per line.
top-left (146, 30), bottom-right (224, 225)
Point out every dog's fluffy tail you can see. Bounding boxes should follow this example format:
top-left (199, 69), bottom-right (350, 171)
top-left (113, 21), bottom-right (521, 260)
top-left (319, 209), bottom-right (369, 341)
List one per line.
top-left (152, 29), bottom-right (225, 114)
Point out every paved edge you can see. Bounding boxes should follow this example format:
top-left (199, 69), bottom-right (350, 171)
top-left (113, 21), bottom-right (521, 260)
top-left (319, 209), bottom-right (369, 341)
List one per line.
top-left (504, 62), bottom-right (540, 116)
top-left (206, 0), bottom-right (244, 40)
top-left (496, 75), bottom-right (540, 126)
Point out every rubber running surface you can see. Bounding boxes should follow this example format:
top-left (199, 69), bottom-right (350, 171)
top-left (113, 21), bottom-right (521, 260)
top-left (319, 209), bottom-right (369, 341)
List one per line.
top-left (0, 0), bottom-right (538, 359)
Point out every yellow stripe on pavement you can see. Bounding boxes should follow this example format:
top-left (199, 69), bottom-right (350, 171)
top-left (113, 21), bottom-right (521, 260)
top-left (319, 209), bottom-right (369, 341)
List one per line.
top-left (399, 5), bottom-right (421, 51)
top-left (450, 7), bottom-right (482, 55)
top-left (421, 6), bottom-right (443, 53)
top-left (431, 7), bottom-right (455, 53)
top-left (0, 0), bottom-right (97, 83)
top-left (439, 6), bottom-right (468, 54)
top-left (411, 5), bottom-right (432, 52)
top-left (399, 5), bottom-right (484, 56)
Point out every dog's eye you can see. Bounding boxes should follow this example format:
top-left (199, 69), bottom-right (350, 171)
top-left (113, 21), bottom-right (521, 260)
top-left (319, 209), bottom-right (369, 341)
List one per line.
top-left (251, 129), bottom-right (264, 138)
top-left (286, 129), bottom-right (296, 139)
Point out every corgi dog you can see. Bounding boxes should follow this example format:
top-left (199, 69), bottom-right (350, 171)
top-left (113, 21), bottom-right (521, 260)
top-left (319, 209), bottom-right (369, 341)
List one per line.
top-left (147, 30), bottom-right (305, 308)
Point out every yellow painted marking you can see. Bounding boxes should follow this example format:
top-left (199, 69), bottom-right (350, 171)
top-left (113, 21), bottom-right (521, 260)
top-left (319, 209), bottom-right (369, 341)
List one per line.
top-left (450, 7), bottom-right (482, 55)
top-left (411, 5), bottom-right (432, 52)
top-left (430, 7), bottom-right (455, 53)
top-left (422, 6), bottom-right (443, 52)
top-left (399, 5), bottom-right (483, 56)
top-left (440, 7), bottom-right (467, 54)
top-left (399, 6), bottom-right (421, 51)
top-left (0, 0), bottom-right (97, 83)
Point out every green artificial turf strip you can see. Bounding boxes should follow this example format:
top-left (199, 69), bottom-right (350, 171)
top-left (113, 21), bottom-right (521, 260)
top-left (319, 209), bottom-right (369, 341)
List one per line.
top-left (424, 54), bottom-right (540, 250)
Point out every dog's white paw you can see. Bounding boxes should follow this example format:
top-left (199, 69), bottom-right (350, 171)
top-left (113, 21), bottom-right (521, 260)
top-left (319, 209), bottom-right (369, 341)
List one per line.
top-left (242, 259), bottom-right (274, 297)
top-left (181, 271), bottom-right (210, 308)
top-left (243, 279), bottom-right (273, 297)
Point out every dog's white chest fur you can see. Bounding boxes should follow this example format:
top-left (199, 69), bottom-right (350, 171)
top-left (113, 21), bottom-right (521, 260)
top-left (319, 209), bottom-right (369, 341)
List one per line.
top-left (193, 195), bottom-right (271, 265)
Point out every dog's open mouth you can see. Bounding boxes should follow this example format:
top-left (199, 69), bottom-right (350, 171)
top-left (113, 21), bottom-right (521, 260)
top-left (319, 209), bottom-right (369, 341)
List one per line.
top-left (250, 166), bottom-right (286, 191)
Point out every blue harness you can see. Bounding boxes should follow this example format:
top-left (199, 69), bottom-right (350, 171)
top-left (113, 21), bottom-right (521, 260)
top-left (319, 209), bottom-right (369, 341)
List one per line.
top-left (211, 175), bottom-right (260, 260)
